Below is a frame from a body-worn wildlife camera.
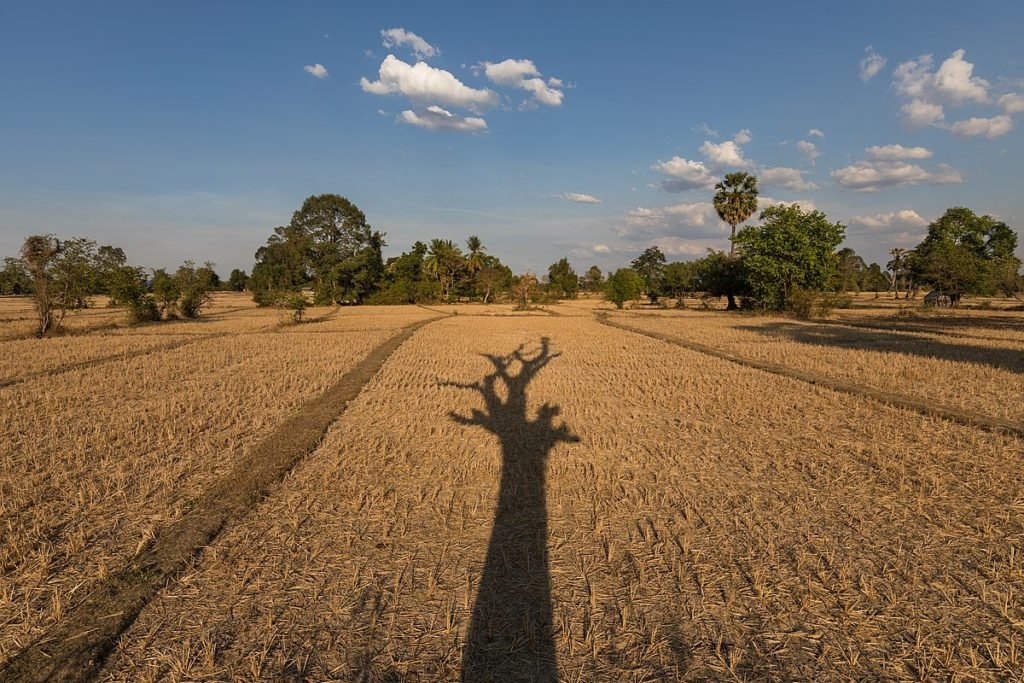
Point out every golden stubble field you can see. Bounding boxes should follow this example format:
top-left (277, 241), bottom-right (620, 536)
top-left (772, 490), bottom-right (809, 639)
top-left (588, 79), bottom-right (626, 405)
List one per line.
top-left (1, 294), bottom-right (1023, 681)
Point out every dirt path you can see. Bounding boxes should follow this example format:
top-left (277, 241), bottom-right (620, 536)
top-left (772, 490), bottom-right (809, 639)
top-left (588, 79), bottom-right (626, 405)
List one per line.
top-left (0, 316), bottom-right (443, 683)
top-left (598, 313), bottom-right (1024, 439)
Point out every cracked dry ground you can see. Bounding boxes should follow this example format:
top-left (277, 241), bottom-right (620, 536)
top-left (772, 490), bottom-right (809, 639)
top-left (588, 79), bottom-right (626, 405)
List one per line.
top-left (65, 313), bottom-right (1023, 682)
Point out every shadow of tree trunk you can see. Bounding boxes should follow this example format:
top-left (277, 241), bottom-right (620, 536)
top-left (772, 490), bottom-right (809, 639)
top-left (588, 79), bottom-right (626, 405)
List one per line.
top-left (444, 337), bottom-right (578, 682)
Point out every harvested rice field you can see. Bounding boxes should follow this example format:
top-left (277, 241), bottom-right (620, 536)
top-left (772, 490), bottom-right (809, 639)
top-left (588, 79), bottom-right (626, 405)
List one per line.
top-left (2, 295), bottom-right (1023, 681)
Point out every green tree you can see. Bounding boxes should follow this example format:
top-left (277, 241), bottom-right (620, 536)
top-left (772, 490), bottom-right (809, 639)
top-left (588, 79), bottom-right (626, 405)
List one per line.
top-left (733, 204), bottom-right (845, 311)
top-left (475, 263), bottom-right (512, 304)
top-left (151, 268), bottom-right (181, 317)
top-left (94, 245), bottom-right (128, 295)
top-left (911, 207), bottom-right (1021, 305)
top-left (663, 260), bottom-right (698, 304)
top-left (581, 265), bottom-right (604, 293)
top-left (713, 172), bottom-right (759, 257)
top-left (176, 261), bottom-right (216, 317)
top-left (693, 250), bottom-right (748, 309)
top-left (834, 247), bottom-right (868, 292)
top-left (604, 268), bottom-right (644, 309)
top-left (631, 246), bottom-right (667, 303)
top-left (465, 235), bottom-right (486, 274)
top-left (547, 257), bottom-right (579, 299)
top-left (228, 269), bottom-right (249, 291)
top-left (0, 257), bottom-right (31, 294)
top-left (425, 239), bottom-right (464, 301)
top-left (20, 235), bottom-right (98, 336)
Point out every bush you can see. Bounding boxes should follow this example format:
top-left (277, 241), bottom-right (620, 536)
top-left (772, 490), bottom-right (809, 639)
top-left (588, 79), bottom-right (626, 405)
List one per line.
top-left (788, 288), bottom-right (816, 319)
top-left (282, 293), bottom-right (308, 322)
top-left (127, 296), bottom-right (161, 323)
top-left (815, 292), bottom-right (853, 317)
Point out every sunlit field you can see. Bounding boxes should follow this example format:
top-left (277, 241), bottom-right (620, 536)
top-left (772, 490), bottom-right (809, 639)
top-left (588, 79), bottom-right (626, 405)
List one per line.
top-left (2, 294), bottom-right (1023, 681)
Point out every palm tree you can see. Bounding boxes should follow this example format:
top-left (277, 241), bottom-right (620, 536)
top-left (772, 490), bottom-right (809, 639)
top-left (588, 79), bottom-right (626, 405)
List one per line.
top-left (465, 235), bottom-right (486, 274)
top-left (713, 172), bottom-right (760, 257)
top-left (425, 239), bottom-right (461, 300)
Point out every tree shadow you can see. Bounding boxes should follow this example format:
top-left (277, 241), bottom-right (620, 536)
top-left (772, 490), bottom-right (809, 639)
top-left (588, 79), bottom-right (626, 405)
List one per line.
top-left (443, 337), bottom-right (578, 682)
top-left (737, 321), bottom-right (1024, 374)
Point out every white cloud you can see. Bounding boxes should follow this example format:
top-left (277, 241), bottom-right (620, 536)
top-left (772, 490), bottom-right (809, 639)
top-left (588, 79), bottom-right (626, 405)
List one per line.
top-left (950, 114), bottom-right (1014, 138)
top-left (693, 122), bottom-right (719, 138)
top-left (865, 144), bottom-right (933, 160)
top-left (831, 159), bottom-right (962, 192)
top-left (860, 46), bottom-right (887, 81)
top-left (557, 192), bottom-right (602, 204)
top-left (900, 98), bottom-right (945, 127)
top-left (592, 244), bottom-right (611, 253)
top-left (481, 58), bottom-right (564, 106)
top-left (700, 140), bottom-right (751, 168)
top-left (760, 167), bottom-right (818, 191)
top-left (759, 196), bottom-right (818, 213)
top-left (999, 92), bottom-right (1024, 113)
top-left (733, 128), bottom-right (752, 144)
top-left (808, 128), bottom-right (825, 138)
top-left (652, 156), bottom-right (719, 192)
top-left (892, 50), bottom-right (990, 128)
top-left (361, 55), bottom-right (498, 110)
top-left (399, 106), bottom-right (487, 132)
top-left (933, 49), bottom-right (990, 104)
top-left (848, 209), bottom-right (928, 229)
top-left (796, 140), bottom-right (820, 164)
top-left (303, 63), bottom-right (329, 79)
top-left (380, 28), bottom-right (439, 60)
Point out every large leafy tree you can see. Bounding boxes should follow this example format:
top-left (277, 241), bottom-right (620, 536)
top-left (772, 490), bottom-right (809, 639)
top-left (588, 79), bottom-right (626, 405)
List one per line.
top-left (663, 260), bottom-right (698, 303)
top-left (20, 235), bottom-right (98, 336)
top-left (713, 172), bottom-right (759, 257)
top-left (911, 207), bottom-right (1021, 305)
top-left (546, 257), bottom-right (579, 299)
top-left (604, 268), bottom-right (644, 309)
top-left (0, 257), bottom-right (31, 294)
top-left (631, 246), bottom-right (667, 302)
top-left (250, 194), bottom-right (385, 304)
top-left (693, 250), bottom-right (748, 310)
top-left (580, 265), bottom-right (604, 292)
top-left (733, 204), bottom-right (845, 310)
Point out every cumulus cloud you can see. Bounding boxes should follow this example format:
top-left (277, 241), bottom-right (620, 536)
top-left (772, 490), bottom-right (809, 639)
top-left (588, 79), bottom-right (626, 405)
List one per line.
top-left (796, 140), bottom-right (821, 164)
top-left (652, 156), bottom-right (719, 192)
top-left (620, 202), bottom-right (725, 242)
top-left (893, 50), bottom-right (990, 104)
top-left (808, 128), bottom-right (825, 138)
top-left (860, 46), bottom-right (887, 81)
top-left (865, 144), bottom-right (933, 160)
top-left (999, 93), bottom-right (1024, 113)
top-left (900, 98), bottom-right (945, 127)
top-left (399, 106), bottom-right (487, 132)
top-left (760, 166), bottom-right (818, 191)
top-left (592, 244), bottom-right (611, 253)
top-left (848, 209), bottom-right (928, 229)
top-left (303, 63), bottom-right (329, 79)
top-left (891, 49), bottom-right (996, 129)
top-left (700, 140), bottom-right (751, 168)
top-left (759, 196), bottom-right (818, 213)
top-left (381, 28), bottom-right (439, 60)
top-left (557, 192), bottom-right (602, 204)
top-left (831, 159), bottom-right (962, 192)
top-left (361, 55), bottom-right (498, 110)
top-left (733, 128), bottom-right (753, 144)
top-left (950, 114), bottom-right (1014, 138)
top-left (480, 58), bottom-right (564, 106)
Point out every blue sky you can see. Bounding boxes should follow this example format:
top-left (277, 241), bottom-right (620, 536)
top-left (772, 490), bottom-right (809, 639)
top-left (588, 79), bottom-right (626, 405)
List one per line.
top-left (1, 1), bottom-right (1022, 275)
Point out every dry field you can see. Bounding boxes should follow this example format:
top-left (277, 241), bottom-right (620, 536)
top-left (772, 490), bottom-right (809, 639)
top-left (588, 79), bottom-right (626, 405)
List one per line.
top-left (2, 295), bottom-right (1023, 681)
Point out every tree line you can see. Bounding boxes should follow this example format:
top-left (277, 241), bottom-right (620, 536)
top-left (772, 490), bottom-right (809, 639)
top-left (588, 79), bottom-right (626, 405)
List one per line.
top-left (4, 183), bottom-right (1021, 336)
